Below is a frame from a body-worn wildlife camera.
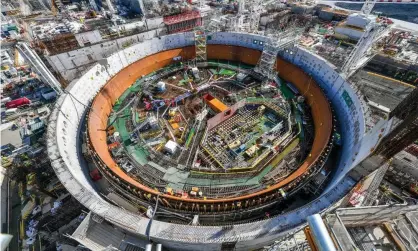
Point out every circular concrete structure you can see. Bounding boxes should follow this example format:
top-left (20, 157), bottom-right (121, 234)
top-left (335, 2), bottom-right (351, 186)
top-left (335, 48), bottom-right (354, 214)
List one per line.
top-left (88, 45), bottom-right (333, 210)
top-left (48, 32), bottom-right (366, 250)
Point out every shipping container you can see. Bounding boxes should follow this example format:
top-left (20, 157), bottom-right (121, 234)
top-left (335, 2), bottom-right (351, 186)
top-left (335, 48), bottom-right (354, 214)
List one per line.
top-left (41, 89), bottom-right (57, 101)
top-left (203, 94), bottom-right (228, 113)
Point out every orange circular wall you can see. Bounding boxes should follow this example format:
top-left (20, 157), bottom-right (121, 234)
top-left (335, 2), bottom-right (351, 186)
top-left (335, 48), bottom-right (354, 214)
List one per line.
top-left (87, 45), bottom-right (332, 204)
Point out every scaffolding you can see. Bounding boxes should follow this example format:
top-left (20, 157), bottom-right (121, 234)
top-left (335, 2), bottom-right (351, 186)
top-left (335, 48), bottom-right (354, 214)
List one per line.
top-left (206, 0), bottom-right (263, 34)
top-left (194, 27), bottom-right (207, 62)
top-left (249, 4), bottom-right (261, 33)
top-left (254, 38), bottom-right (280, 80)
top-left (324, 205), bottom-right (418, 251)
top-left (207, 15), bottom-right (236, 33)
top-left (26, 0), bottom-right (50, 12)
top-left (254, 29), bottom-right (301, 80)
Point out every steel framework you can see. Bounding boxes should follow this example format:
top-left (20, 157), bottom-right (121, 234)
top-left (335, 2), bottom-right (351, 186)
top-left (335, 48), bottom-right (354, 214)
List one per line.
top-left (194, 27), bottom-right (207, 62)
top-left (389, 86), bottom-right (418, 121)
top-left (207, 0), bottom-right (263, 33)
top-left (254, 29), bottom-right (301, 80)
top-left (254, 38), bottom-right (280, 80)
top-left (105, 0), bottom-right (115, 13)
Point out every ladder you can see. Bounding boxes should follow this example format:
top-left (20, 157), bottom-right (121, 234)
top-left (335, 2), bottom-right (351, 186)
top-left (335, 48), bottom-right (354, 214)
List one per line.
top-left (254, 29), bottom-right (300, 80)
top-left (194, 27), bottom-right (207, 63)
top-left (254, 38), bottom-right (280, 80)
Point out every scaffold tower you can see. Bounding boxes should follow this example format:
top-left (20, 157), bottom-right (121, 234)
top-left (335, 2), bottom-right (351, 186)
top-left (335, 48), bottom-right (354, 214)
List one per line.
top-left (194, 27), bottom-right (207, 62)
top-left (254, 38), bottom-right (280, 80)
top-left (254, 29), bottom-right (301, 80)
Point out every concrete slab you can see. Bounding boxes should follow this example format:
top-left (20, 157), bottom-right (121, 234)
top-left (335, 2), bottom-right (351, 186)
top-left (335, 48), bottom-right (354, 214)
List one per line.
top-left (1, 127), bottom-right (22, 147)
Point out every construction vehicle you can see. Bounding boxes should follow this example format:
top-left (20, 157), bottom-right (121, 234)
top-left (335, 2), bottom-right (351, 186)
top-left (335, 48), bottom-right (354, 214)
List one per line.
top-left (6, 97), bottom-right (31, 109)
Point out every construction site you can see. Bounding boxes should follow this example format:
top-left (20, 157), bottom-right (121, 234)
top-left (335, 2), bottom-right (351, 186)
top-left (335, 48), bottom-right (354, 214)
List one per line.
top-left (101, 55), bottom-right (314, 198)
top-left (88, 51), bottom-right (326, 222)
top-left (1, 0), bottom-right (418, 250)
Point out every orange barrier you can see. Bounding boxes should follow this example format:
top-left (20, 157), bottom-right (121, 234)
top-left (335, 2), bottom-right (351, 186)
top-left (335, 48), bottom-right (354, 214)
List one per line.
top-left (87, 45), bottom-right (332, 205)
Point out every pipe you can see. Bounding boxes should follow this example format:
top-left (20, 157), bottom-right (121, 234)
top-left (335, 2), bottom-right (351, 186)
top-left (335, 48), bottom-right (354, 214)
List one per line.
top-left (306, 214), bottom-right (337, 251)
top-left (156, 243), bottom-right (162, 251)
top-left (145, 244), bottom-right (152, 251)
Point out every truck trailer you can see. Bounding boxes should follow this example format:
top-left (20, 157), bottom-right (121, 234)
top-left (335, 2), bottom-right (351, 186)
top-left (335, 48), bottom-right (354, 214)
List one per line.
top-left (5, 97), bottom-right (31, 109)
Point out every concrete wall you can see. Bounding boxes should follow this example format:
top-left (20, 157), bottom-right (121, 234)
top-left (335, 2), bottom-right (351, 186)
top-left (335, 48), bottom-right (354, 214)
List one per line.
top-left (279, 47), bottom-right (369, 191)
top-left (46, 28), bottom-right (165, 82)
top-left (48, 31), bottom-right (369, 250)
top-left (75, 30), bottom-right (103, 46)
